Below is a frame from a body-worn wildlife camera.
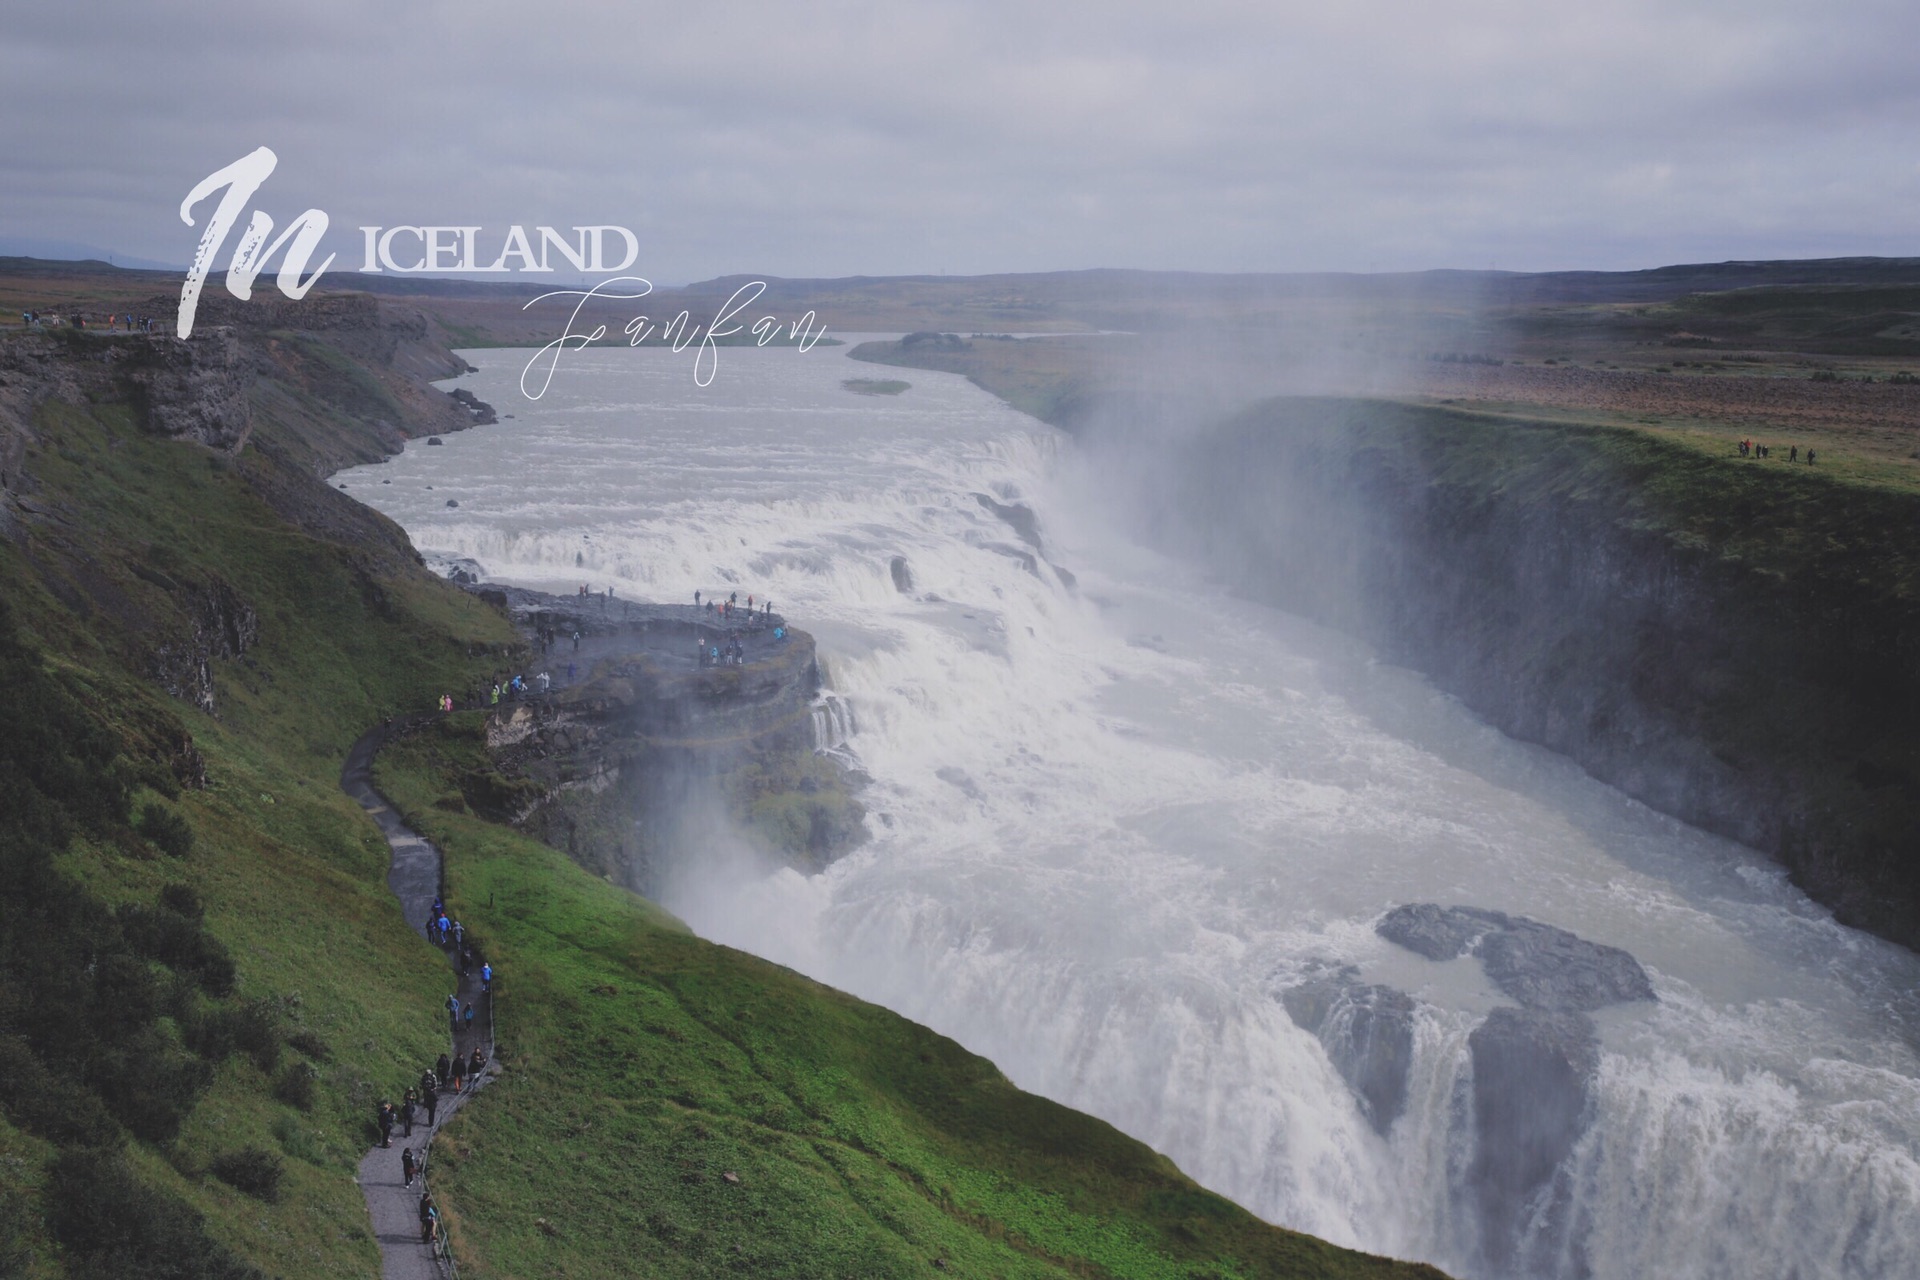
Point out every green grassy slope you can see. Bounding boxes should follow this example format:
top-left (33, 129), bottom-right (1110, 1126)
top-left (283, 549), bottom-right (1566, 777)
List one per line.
top-left (0, 324), bottom-right (1444, 1278)
top-left (377, 719), bottom-right (1441, 1280)
top-left (0, 329), bottom-right (521, 1278)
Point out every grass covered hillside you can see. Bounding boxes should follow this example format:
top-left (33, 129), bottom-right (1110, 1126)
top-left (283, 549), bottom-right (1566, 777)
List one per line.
top-left (0, 302), bottom-right (1443, 1278)
top-left (0, 319), bottom-right (520, 1279)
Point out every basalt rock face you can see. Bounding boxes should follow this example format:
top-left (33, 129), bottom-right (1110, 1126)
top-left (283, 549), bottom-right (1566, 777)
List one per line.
top-left (1466, 1008), bottom-right (1599, 1277)
top-left (149, 575), bottom-right (260, 715)
top-left (477, 592), bottom-right (862, 890)
top-left (118, 327), bottom-right (254, 451)
top-left (1139, 396), bottom-right (1920, 952)
top-left (1281, 977), bottom-right (1416, 1135)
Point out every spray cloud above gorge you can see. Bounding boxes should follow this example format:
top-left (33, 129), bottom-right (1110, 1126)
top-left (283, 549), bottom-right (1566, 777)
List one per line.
top-left (8, 3), bottom-right (1920, 1278)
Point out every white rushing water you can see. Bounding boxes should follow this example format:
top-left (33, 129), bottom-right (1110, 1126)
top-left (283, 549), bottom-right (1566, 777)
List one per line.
top-left (338, 341), bottom-right (1920, 1279)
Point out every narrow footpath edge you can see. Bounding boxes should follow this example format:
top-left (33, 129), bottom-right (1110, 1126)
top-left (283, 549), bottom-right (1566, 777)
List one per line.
top-left (342, 718), bottom-right (499, 1280)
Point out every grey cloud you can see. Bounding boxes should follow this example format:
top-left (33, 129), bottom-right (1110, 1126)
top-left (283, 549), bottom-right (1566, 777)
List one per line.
top-left (4, 0), bottom-right (1918, 279)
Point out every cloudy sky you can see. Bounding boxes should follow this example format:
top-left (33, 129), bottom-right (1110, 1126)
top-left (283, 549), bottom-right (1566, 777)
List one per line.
top-left (5, 1), bottom-right (1918, 281)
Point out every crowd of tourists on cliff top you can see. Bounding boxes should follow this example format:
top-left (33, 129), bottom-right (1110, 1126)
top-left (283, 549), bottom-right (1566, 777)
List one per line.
top-left (1739, 437), bottom-right (1817, 464)
top-left (695, 589), bottom-right (782, 666)
top-left (19, 308), bottom-right (159, 332)
top-left (431, 589), bottom-right (788, 710)
top-left (373, 894), bottom-right (497, 1258)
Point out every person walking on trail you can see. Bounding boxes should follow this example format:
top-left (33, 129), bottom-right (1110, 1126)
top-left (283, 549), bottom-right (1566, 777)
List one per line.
top-left (463, 1002), bottom-right (476, 1035)
top-left (423, 1080), bottom-right (439, 1126)
top-left (378, 1101), bottom-right (395, 1148)
top-left (419, 1193), bottom-right (437, 1245)
top-left (402, 1146), bottom-right (418, 1187)
top-left (452, 920), bottom-right (465, 949)
top-left (450, 1056), bottom-right (465, 1093)
top-left (436, 1052), bottom-right (451, 1087)
top-left (468, 1046), bottom-right (486, 1082)
top-left (481, 961), bottom-right (493, 993)
top-left (446, 993), bottom-right (462, 1033)
top-left (401, 1088), bottom-right (417, 1137)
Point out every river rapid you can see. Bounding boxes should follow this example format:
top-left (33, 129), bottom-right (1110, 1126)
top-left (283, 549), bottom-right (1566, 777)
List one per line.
top-left (337, 340), bottom-right (1920, 1280)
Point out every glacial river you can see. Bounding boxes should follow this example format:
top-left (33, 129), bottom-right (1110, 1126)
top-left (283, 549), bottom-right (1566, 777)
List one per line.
top-left (337, 340), bottom-right (1920, 1280)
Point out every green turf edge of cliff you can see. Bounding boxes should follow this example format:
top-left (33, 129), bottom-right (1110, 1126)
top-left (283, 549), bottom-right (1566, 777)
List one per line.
top-left (373, 717), bottom-right (1446, 1280)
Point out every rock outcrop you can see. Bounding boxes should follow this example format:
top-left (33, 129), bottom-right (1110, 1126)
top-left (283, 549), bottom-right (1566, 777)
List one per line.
top-left (1466, 1007), bottom-right (1598, 1276)
top-left (474, 589), bottom-right (863, 890)
top-left (119, 327), bottom-right (253, 450)
top-left (149, 575), bottom-right (259, 715)
top-left (1374, 903), bottom-right (1651, 1276)
top-left (1376, 904), bottom-right (1655, 1013)
top-left (449, 387), bottom-right (497, 425)
top-left (1281, 976), bottom-right (1416, 1135)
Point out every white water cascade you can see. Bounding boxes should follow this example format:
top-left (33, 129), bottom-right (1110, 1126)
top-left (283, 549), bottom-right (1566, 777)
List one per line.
top-left (811, 690), bottom-right (858, 754)
top-left (338, 341), bottom-right (1920, 1280)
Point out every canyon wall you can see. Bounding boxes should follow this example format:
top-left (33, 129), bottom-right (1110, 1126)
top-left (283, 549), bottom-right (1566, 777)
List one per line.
top-left (1120, 397), bottom-right (1920, 949)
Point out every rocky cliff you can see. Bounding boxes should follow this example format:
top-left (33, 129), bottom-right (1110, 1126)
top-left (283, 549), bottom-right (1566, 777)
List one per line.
top-left (466, 590), bottom-right (864, 891)
top-left (1133, 397), bottom-right (1920, 949)
top-left (0, 292), bottom-right (488, 723)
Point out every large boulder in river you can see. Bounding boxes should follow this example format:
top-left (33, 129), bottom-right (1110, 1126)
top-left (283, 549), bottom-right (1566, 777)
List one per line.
top-left (1376, 903), bottom-right (1655, 1013)
top-left (1282, 977), bottom-right (1416, 1135)
top-left (1467, 1006), bottom-right (1600, 1275)
top-left (1475, 917), bottom-right (1654, 1013)
top-left (1375, 902), bottom-right (1503, 960)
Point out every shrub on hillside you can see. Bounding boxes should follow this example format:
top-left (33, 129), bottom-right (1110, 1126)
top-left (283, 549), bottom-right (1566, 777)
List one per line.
top-left (159, 882), bottom-right (204, 919)
top-left (45, 1149), bottom-right (264, 1279)
top-left (0, 601), bottom-right (131, 843)
top-left (92, 1031), bottom-right (214, 1144)
top-left (209, 1147), bottom-right (284, 1203)
top-left (137, 803), bottom-right (194, 858)
top-left (186, 997), bottom-right (281, 1074)
top-left (117, 899), bottom-right (235, 996)
top-left (0, 1035), bottom-right (122, 1146)
top-left (285, 1027), bottom-right (332, 1062)
top-left (274, 1061), bottom-right (317, 1111)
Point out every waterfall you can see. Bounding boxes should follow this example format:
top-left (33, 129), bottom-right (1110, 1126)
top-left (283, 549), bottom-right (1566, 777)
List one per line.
top-left (338, 340), bottom-right (1920, 1280)
top-left (811, 691), bottom-right (858, 754)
